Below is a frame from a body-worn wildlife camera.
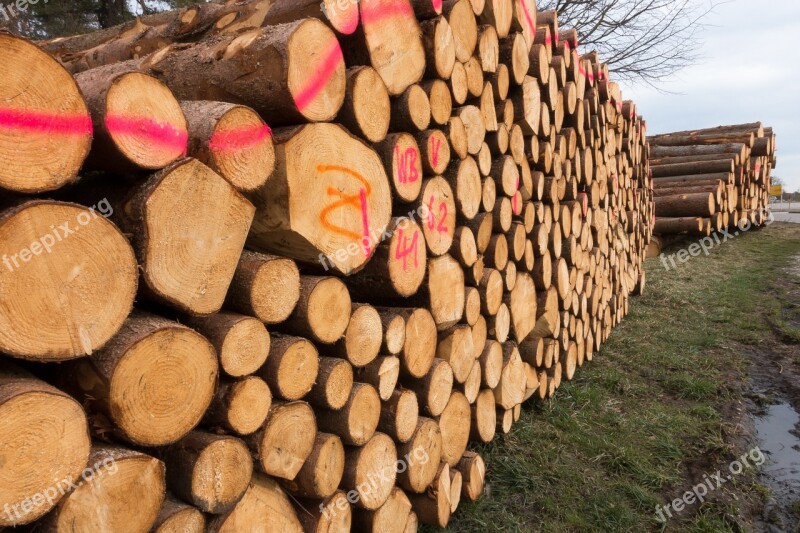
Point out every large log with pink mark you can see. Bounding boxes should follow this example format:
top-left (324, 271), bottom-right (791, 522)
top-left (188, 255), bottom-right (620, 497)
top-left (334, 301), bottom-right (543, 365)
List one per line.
top-left (138, 19), bottom-right (346, 124)
top-left (0, 34), bottom-right (92, 193)
top-left (247, 123), bottom-right (393, 275)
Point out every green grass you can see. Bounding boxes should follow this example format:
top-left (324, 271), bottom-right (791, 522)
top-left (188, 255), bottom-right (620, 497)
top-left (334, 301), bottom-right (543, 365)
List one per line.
top-left (435, 223), bottom-right (800, 533)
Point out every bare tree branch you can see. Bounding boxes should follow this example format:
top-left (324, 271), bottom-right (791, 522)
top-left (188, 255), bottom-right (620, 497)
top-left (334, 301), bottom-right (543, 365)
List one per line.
top-left (541, 0), bottom-right (721, 87)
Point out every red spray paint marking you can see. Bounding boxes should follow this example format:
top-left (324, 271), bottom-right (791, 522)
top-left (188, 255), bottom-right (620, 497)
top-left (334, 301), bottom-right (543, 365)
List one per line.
top-left (432, 0), bottom-right (443, 14)
top-left (209, 123), bottom-right (272, 153)
top-left (294, 43), bottom-right (344, 113)
top-left (360, 0), bottom-right (415, 25)
top-left (359, 188), bottom-right (372, 255)
top-left (105, 115), bottom-right (188, 153)
top-left (429, 136), bottom-right (441, 168)
top-left (395, 145), bottom-right (419, 184)
top-left (394, 227), bottom-right (420, 271)
top-left (0, 107), bottom-right (92, 136)
top-left (519, 0), bottom-right (535, 33)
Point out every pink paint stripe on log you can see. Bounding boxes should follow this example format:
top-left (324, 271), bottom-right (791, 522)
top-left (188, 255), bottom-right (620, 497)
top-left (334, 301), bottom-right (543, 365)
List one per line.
top-left (0, 108), bottom-right (92, 136)
top-left (432, 0), bottom-right (443, 13)
top-left (209, 123), bottom-right (272, 152)
top-left (360, 0), bottom-right (415, 25)
top-left (360, 188), bottom-right (372, 256)
top-left (519, 0), bottom-right (535, 33)
top-left (294, 43), bottom-right (344, 113)
top-left (105, 114), bottom-right (188, 152)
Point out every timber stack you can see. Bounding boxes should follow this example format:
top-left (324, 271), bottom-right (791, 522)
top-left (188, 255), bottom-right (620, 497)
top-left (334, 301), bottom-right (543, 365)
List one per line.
top-left (0, 0), bottom-right (653, 530)
top-left (648, 122), bottom-right (776, 237)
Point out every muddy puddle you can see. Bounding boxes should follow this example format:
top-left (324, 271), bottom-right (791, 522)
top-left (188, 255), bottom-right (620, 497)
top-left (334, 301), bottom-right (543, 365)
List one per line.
top-left (755, 401), bottom-right (800, 530)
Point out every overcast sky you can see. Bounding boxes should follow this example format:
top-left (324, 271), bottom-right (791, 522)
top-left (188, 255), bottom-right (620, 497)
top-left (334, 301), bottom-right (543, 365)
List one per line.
top-left (619, 0), bottom-right (800, 192)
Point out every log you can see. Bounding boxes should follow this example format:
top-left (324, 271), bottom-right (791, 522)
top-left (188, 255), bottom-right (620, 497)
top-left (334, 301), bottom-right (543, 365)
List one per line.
top-left (203, 376), bottom-right (272, 436)
top-left (307, 357), bottom-right (355, 410)
top-left (317, 383), bottom-right (382, 446)
top-left (285, 432), bottom-right (345, 499)
top-left (225, 251), bottom-right (300, 324)
top-left (140, 20), bottom-right (346, 124)
top-left (181, 101), bottom-right (275, 191)
top-left (163, 431), bottom-right (252, 514)
top-left (208, 472), bottom-right (302, 532)
top-left (436, 391), bottom-right (471, 466)
top-left (654, 192), bottom-right (715, 218)
top-left (257, 334), bottom-right (320, 401)
top-left (63, 313), bottom-right (218, 446)
top-left (379, 388), bottom-right (420, 443)
top-left (353, 486), bottom-right (414, 532)
top-left (341, 432), bottom-right (398, 509)
top-left (283, 276), bottom-right (352, 344)
top-left (338, 66), bottom-right (392, 143)
top-left (0, 363), bottom-right (91, 526)
top-left (397, 417), bottom-right (443, 493)
top-left (152, 496), bottom-right (205, 533)
top-left (40, 446), bottom-right (165, 533)
top-left (247, 401), bottom-right (317, 480)
top-left (183, 312), bottom-right (270, 377)
top-left (247, 123), bottom-right (392, 275)
top-left (0, 34), bottom-right (92, 193)
top-left (0, 201), bottom-right (137, 360)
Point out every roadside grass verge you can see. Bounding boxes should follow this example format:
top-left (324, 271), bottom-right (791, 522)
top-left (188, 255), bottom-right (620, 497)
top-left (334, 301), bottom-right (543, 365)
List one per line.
top-left (438, 223), bottom-right (800, 532)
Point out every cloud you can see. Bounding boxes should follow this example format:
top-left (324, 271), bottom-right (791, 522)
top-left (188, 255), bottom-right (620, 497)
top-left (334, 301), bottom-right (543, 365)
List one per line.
top-left (618, 0), bottom-right (800, 191)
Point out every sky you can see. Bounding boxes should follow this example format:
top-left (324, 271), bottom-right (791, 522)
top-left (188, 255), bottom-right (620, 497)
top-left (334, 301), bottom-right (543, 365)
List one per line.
top-left (619, 0), bottom-right (800, 192)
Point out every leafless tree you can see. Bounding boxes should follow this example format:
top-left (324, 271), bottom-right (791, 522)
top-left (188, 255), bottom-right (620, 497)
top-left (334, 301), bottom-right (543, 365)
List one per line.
top-left (539, 0), bottom-right (720, 86)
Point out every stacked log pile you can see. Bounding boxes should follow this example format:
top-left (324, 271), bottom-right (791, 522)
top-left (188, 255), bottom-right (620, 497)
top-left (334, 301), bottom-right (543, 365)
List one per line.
top-left (649, 122), bottom-right (776, 236)
top-left (0, 0), bottom-right (653, 530)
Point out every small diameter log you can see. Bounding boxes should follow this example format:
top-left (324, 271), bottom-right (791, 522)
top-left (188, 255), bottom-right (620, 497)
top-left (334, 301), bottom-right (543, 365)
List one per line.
top-left (405, 358), bottom-right (454, 417)
top-left (437, 325), bottom-right (476, 383)
top-left (183, 312), bottom-right (269, 377)
top-left (470, 388), bottom-right (497, 442)
top-left (418, 176), bottom-right (457, 256)
top-left (380, 307), bottom-right (437, 378)
top-left (479, 340), bottom-right (503, 389)
top-left (423, 79), bottom-right (454, 126)
top-left (331, 304), bottom-right (383, 368)
top-left (457, 451), bottom-right (486, 501)
top-left (65, 313), bottom-right (217, 446)
top-left (353, 486), bottom-right (414, 533)
top-left (445, 0), bottom-right (479, 62)
top-left (390, 84), bottom-right (432, 132)
top-left (654, 192), bottom-right (716, 217)
top-left (338, 66), bottom-right (392, 143)
top-left (424, 254), bottom-right (466, 330)
top-left (421, 16), bottom-right (457, 80)
top-left (397, 417), bottom-right (443, 493)
top-left (225, 251), bottom-right (300, 324)
top-left (0, 34), bottom-right (92, 193)
top-left (444, 155), bottom-right (483, 219)
top-left (349, 217), bottom-right (428, 298)
top-left (380, 389), bottom-right (420, 443)
top-left (76, 63), bottom-right (187, 171)
top-left (264, 0), bottom-right (360, 35)
top-left (283, 276), bottom-right (352, 344)
top-left (379, 310), bottom-right (407, 355)
top-left (208, 472), bottom-right (302, 533)
top-left (42, 446), bottom-right (165, 533)
top-left (203, 376), bottom-right (272, 436)
top-left (247, 401), bottom-right (317, 481)
top-left (0, 363), bottom-right (91, 526)
top-left (285, 432), bottom-right (345, 499)
top-left (342, 0), bottom-right (426, 96)
top-left (357, 356), bottom-right (401, 400)
top-left (164, 431), bottom-right (253, 514)
top-left (436, 391), bottom-right (471, 466)
top-left (416, 129), bottom-right (452, 175)
top-left (115, 158), bottom-right (255, 315)
top-left (152, 496), bottom-right (205, 533)
top-left (653, 217), bottom-right (705, 235)
top-left (141, 20), bottom-right (346, 124)
top-left (506, 272), bottom-right (537, 342)
top-left (481, 0), bottom-right (514, 38)
top-left (307, 357), bottom-right (355, 410)
top-left (258, 334), bottom-right (319, 401)
top-left (181, 101), bottom-right (275, 191)
top-left (317, 383), bottom-right (382, 446)
top-left (297, 491), bottom-right (352, 533)
top-left (247, 123), bottom-right (391, 275)
top-left (374, 133), bottom-right (424, 204)
top-left (341, 432), bottom-right (398, 509)
top-left (408, 462), bottom-right (451, 527)
top-left (493, 342), bottom-right (526, 409)
top-left (0, 201), bottom-right (137, 360)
